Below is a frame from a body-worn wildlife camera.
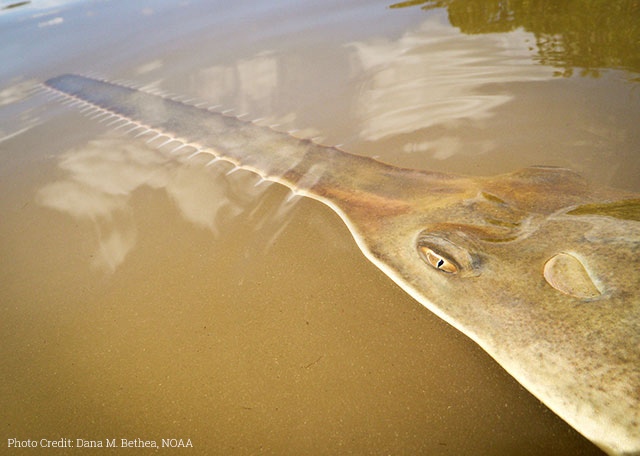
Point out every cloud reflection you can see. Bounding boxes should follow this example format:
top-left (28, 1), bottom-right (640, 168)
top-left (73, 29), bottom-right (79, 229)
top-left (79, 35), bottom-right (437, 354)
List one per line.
top-left (195, 51), bottom-right (280, 118)
top-left (349, 18), bottom-right (554, 142)
top-left (0, 79), bottom-right (37, 106)
top-left (37, 16), bottom-right (62, 27)
top-left (37, 138), bottom-right (264, 272)
top-left (164, 164), bottom-right (243, 234)
top-left (135, 59), bottom-right (164, 75)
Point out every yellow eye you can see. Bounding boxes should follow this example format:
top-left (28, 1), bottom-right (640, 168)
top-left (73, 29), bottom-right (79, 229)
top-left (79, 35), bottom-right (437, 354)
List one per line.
top-left (419, 246), bottom-right (459, 274)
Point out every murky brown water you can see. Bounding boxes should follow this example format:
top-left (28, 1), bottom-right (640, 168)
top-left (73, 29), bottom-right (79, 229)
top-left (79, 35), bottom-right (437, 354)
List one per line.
top-left (1, 0), bottom-right (639, 454)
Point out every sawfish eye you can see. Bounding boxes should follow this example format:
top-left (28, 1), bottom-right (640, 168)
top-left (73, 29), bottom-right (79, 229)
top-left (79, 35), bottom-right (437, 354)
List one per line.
top-left (416, 229), bottom-right (478, 276)
top-left (419, 246), bottom-right (459, 274)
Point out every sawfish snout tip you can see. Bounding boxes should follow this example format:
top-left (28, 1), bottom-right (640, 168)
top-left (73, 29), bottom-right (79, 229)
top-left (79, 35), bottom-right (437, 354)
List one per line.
top-left (43, 73), bottom-right (83, 89)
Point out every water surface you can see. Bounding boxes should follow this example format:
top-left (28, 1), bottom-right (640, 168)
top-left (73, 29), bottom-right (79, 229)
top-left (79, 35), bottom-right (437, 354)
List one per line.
top-left (1, 0), bottom-right (639, 454)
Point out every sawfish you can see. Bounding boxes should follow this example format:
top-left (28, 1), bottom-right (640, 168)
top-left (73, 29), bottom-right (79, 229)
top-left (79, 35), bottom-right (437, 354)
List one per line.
top-left (41, 74), bottom-right (639, 455)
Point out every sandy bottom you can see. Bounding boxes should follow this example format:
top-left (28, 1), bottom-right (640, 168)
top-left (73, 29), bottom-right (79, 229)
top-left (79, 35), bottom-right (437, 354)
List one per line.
top-left (2, 0), bottom-right (639, 453)
top-left (0, 130), bottom-right (603, 455)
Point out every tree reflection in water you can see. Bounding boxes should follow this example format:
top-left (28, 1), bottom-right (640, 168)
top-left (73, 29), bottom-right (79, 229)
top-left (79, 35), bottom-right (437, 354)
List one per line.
top-left (389, 0), bottom-right (640, 77)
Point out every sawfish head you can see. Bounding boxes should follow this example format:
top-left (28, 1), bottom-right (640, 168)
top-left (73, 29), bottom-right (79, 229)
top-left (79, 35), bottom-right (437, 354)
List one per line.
top-left (334, 165), bottom-right (640, 455)
top-left (39, 74), bottom-right (638, 454)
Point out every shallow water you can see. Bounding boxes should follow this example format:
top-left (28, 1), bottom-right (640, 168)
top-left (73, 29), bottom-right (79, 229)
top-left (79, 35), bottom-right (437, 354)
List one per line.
top-left (1, 0), bottom-right (639, 454)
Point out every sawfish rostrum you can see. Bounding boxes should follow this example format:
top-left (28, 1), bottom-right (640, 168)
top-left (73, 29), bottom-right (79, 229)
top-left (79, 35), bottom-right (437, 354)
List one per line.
top-left (43, 74), bottom-right (640, 455)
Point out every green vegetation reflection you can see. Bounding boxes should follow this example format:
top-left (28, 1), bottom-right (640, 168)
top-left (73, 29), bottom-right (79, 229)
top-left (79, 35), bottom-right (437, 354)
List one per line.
top-left (389, 0), bottom-right (640, 77)
top-left (2, 1), bottom-right (30, 10)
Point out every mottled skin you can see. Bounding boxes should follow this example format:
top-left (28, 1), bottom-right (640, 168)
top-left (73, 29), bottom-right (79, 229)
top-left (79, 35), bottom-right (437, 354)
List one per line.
top-left (45, 75), bottom-right (640, 455)
top-left (335, 168), bottom-right (640, 456)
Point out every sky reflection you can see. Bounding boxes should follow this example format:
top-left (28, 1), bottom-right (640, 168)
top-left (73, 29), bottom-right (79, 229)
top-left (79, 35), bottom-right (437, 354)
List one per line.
top-left (36, 138), bottom-right (268, 272)
top-left (350, 17), bottom-right (553, 142)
